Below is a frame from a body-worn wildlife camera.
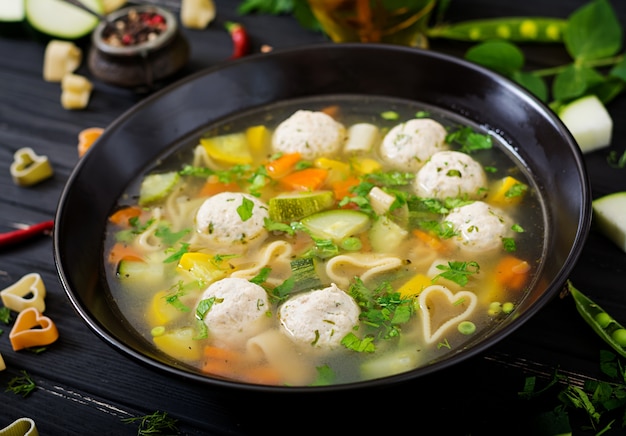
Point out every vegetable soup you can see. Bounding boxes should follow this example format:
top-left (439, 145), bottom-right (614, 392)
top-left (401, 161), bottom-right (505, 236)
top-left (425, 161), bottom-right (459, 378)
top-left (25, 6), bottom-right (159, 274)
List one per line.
top-left (103, 95), bottom-right (546, 386)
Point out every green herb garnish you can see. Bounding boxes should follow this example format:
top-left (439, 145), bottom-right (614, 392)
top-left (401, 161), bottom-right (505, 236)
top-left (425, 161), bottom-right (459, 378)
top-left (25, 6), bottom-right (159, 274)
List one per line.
top-left (122, 410), bottom-right (180, 436)
top-left (433, 260), bottom-right (480, 286)
top-left (6, 370), bottom-right (36, 397)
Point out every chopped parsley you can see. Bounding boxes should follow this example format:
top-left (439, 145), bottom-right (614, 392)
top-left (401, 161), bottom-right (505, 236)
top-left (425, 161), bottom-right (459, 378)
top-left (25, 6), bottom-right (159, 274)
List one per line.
top-left (346, 279), bottom-right (415, 352)
top-left (237, 196), bottom-right (255, 221)
top-left (433, 260), bottom-right (480, 287)
top-left (0, 306), bottom-right (11, 324)
top-left (446, 126), bottom-right (493, 153)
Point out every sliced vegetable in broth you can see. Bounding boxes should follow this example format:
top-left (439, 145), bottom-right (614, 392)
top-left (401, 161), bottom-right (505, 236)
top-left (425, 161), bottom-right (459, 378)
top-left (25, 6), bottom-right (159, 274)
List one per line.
top-left (103, 95), bottom-right (546, 386)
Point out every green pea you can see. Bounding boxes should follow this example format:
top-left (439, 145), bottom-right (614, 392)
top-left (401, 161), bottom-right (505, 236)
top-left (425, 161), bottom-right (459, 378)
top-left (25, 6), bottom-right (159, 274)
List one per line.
top-left (612, 329), bottom-right (626, 347)
top-left (568, 281), bottom-right (626, 358)
top-left (488, 301), bottom-right (502, 316)
top-left (151, 326), bottom-right (165, 337)
top-left (502, 302), bottom-right (515, 314)
top-left (380, 111), bottom-right (399, 120)
top-left (341, 237), bottom-right (362, 251)
top-left (595, 312), bottom-right (613, 329)
top-left (458, 321), bottom-right (476, 335)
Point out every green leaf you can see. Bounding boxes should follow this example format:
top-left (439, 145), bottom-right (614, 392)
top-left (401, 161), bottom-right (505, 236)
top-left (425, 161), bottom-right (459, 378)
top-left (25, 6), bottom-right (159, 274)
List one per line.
top-left (610, 57), bottom-right (626, 82)
top-left (552, 64), bottom-right (606, 102)
top-left (237, 0), bottom-right (295, 15)
top-left (512, 70), bottom-right (549, 102)
top-left (588, 77), bottom-right (626, 104)
top-left (564, 0), bottom-right (622, 62)
top-left (465, 40), bottom-right (525, 76)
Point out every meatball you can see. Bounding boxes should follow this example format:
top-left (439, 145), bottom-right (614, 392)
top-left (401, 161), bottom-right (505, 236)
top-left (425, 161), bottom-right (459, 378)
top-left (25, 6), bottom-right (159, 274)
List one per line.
top-left (445, 201), bottom-right (513, 253)
top-left (278, 284), bottom-right (360, 351)
top-left (414, 150), bottom-right (487, 200)
top-left (272, 110), bottom-right (346, 160)
top-left (379, 118), bottom-right (448, 172)
top-left (195, 192), bottom-right (269, 253)
top-left (198, 277), bottom-right (271, 347)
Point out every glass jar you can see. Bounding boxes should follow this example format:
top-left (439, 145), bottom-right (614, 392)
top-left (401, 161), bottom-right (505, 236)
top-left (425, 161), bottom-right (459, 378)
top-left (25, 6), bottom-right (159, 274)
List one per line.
top-left (88, 5), bottom-right (189, 90)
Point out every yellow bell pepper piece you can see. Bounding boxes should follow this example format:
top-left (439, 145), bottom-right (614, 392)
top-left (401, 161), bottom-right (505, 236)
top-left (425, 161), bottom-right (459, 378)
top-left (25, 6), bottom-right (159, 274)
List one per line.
top-left (397, 273), bottom-right (431, 298)
top-left (489, 176), bottom-right (527, 206)
top-left (147, 290), bottom-right (185, 327)
top-left (153, 327), bottom-right (202, 362)
top-left (246, 125), bottom-right (270, 154)
top-left (351, 157), bottom-right (381, 175)
top-left (200, 133), bottom-right (253, 165)
top-left (177, 252), bottom-right (228, 283)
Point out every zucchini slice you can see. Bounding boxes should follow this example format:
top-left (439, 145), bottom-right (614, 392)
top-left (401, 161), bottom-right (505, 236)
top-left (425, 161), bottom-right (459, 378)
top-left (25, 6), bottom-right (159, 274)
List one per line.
top-left (25, 0), bottom-right (103, 40)
top-left (0, 0), bottom-right (25, 36)
top-left (138, 171), bottom-right (180, 206)
top-left (269, 190), bottom-right (334, 222)
top-left (301, 209), bottom-right (370, 243)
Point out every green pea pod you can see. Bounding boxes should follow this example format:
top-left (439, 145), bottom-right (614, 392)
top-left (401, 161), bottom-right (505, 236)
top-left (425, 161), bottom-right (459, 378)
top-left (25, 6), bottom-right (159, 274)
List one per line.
top-left (567, 280), bottom-right (626, 358)
top-left (427, 17), bottom-right (567, 43)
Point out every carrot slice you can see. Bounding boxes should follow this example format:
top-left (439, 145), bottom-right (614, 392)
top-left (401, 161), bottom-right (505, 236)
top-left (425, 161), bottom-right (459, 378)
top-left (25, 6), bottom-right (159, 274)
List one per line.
top-left (494, 255), bottom-right (531, 291)
top-left (331, 176), bottom-right (360, 200)
top-left (413, 229), bottom-right (447, 253)
top-left (109, 206), bottom-right (142, 227)
top-left (265, 152), bottom-right (302, 179)
top-left (320, 105), bottom-right (340, 118)
top-left (199, 176), bottom-right (240, 197)
top-left (77, 127), bottom-right (104, 157)
top-left (203, 345), bottom-right (245, 363)
top-left (280, 168), bottom-right (329, 191)
top-left (108, 242), bottom-right (143, 265)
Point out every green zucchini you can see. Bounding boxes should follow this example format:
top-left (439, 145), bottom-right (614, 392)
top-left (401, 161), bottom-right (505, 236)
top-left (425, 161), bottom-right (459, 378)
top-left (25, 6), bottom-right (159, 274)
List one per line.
top-left (300, 209), bottom-right (370, 243)
top-left (0, 0), bottom-right (25, 36)
top-left (290, 257), bottom-right (323, 293)
top-left (117, 258), bottom-right (164, 285)
top-left (25, 0), bottom-right (103, 40)
top-left (269, 190), bottom-right (334, 222)
top-left (138, 171), bottom-right (180, 206)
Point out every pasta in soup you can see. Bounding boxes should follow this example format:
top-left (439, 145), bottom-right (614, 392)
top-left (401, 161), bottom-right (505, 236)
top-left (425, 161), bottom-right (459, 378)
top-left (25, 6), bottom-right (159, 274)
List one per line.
top-left (104, 96), bottom-right (545, 386)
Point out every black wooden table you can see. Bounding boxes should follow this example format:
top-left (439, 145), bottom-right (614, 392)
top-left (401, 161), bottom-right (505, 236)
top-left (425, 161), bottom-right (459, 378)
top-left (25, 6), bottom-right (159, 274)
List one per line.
top-left (1, 1), bottom-right (626, 434)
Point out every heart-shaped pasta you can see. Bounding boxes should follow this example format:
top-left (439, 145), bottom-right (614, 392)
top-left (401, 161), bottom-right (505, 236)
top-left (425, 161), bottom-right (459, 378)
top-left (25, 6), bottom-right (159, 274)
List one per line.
top-left (418, 285), bottom-right (477, 344)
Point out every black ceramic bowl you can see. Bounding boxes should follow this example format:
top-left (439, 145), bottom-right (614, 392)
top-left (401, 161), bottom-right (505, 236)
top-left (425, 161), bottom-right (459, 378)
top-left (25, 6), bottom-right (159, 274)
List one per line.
top-left (54, 44), bottom-right (591, 393)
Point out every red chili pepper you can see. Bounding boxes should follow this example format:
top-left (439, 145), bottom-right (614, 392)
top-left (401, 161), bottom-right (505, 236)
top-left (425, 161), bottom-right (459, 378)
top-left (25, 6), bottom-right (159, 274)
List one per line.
top-left (0, 220), bottom-right (54, 247)
top-left (225, 21), bottom-right (250, 59)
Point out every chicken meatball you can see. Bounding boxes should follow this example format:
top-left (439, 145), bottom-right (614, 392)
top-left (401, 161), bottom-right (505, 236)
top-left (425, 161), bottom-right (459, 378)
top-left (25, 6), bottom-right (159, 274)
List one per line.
top-left (195, 192), bottom-right (269, 253)
top-left (445, 201), bottom-right (513, 253)
top-left (198, 277), bottom-right (271, 347)
top-left (272, 110), bottom-right (346, 160)
top-left (414, 150), bottom-right (487, 200)
top-left (278, 284), bottom-right (360, 351)
top-left (379, 118), bottom-right (448, 172)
